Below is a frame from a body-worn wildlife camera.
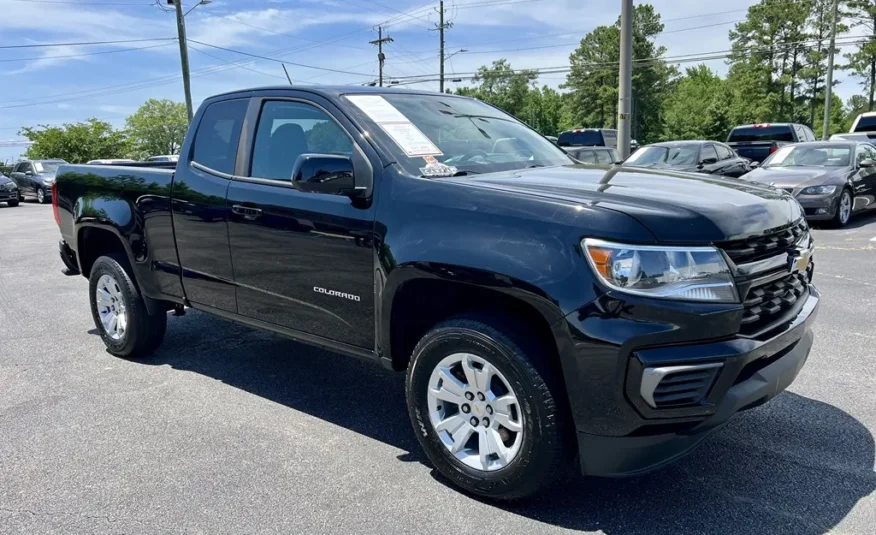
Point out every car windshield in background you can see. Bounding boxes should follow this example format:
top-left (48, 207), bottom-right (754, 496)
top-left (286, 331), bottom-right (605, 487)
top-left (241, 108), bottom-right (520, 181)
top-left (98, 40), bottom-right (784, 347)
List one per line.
top-left (558, 131), bottom-right (603, 147)
top-left (625, 145), bottom-right (698, 166)
top-left (728, 126), bottom-right (794, 142)
top-left (762, 145), bottom-right (851, 167)
top-left (345, 94), bottom-right (570, 177)
top-left (854, 116), bottom-right (876, 132)
top-left (34, 162), bottom-right (61, 174)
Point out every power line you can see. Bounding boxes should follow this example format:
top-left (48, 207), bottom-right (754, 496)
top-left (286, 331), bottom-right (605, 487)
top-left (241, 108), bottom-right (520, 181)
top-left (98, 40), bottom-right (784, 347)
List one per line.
top-left (0, 42), bottom-right (173, 63)
top-left (186, 44), bottom-right (291, 82)
top-left (186, 39), bottom-right (376, 77)
top-left (0, 37), bottom-right (175, 50)
top-left (9, 0), bottom-right (151, 4)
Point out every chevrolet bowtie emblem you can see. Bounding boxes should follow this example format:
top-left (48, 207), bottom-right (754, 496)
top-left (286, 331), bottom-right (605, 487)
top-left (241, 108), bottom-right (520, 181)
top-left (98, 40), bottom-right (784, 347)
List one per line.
top-left (790, 249), bottom-right (811, 274)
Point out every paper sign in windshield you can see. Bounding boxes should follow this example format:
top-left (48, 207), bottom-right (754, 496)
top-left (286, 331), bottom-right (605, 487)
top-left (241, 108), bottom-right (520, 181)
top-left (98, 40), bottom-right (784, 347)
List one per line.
top-left (380, 122), bottom-right (443, 157)
top-left (346, 95), bottom-right (409, 124)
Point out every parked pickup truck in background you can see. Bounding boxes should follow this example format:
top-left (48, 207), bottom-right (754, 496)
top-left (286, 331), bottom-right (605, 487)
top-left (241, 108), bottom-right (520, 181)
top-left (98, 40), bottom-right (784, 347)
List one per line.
top-left (727, 123), bottom-right (818, 163)
top-left (830, 111), bottom-right (876, 143)
top-left (54, 86), bottom-right (820, 500)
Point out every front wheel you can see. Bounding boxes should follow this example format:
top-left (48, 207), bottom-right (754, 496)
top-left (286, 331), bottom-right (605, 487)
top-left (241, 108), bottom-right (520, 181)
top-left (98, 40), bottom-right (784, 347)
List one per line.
top-left (833, 188), bottom-right (853, 227)
top-left (89, 254), bottom-right (167, 359)
top-left (406, 315), bottom-right (572, 500)
top-left (36, 187), bottom-right (47, 204)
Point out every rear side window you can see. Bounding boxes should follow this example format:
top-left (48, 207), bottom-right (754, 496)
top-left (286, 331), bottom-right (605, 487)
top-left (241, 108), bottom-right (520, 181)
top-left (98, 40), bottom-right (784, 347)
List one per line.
top-left (853, 116), bottom-right (876, 132)
top-left (803, 126), bottom-right (817, 141)
top-left (700, 145), bottom-right (719, 162)
top-left (593, 150), bottom-right (614, 164)
top-left (192, 99), bottom-right (249, 175)
top-left (715, 144), bottom-right (733, 160)
top-left (558, 131), bottom-right (603, 147)
top-left (727, 126), bottom-right (795, 142)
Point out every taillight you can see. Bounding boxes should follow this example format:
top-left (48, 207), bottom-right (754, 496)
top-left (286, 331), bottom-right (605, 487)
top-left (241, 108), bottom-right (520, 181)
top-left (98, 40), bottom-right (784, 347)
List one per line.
top-left (51, 182), bottom-right (60, 226)
top-left (769, 146), bottom-right (778, 154)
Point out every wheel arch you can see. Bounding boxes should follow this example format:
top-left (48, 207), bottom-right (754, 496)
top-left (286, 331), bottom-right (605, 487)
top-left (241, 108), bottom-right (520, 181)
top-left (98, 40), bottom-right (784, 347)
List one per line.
top-left (380, 263), bottom-right (569, 374)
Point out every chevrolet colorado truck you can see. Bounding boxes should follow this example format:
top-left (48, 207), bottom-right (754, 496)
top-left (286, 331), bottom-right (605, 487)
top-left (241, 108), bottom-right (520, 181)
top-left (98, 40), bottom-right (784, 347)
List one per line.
top-left (54, 86), bottom-right (819, 500)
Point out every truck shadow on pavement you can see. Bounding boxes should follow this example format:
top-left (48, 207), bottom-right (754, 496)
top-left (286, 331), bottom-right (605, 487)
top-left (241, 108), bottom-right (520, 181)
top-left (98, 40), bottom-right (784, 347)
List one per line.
top-left (136, 311), bottom-right (875, 535)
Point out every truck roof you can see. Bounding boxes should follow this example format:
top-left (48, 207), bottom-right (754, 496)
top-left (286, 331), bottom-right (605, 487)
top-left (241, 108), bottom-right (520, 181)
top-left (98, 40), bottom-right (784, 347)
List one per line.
top-left (208, 85), bottom-right (463, 100)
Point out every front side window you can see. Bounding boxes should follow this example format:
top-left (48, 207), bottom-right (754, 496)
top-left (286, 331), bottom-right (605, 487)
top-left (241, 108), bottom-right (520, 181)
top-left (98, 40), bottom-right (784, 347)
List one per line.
top-left (625, 145), bottom-right (698, 166)
top-left (192, 99), bottom-right (248, 175)
top-left (345, 93), bottom-right (569, 177)
top-left (250, 100), bottom-right (353, 181)
top-left (715, 144), bottom-right (733, 160)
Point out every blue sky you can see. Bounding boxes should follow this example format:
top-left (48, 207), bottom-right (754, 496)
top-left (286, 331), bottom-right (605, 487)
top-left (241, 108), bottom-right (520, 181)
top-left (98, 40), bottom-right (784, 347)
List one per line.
top-left (0, 0), bottom-right (866, 162)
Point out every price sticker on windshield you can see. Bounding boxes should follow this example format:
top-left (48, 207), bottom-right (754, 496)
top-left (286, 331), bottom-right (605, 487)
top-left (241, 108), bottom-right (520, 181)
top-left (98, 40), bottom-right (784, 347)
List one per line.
top-left (379, 122), bottom-right (443, 157)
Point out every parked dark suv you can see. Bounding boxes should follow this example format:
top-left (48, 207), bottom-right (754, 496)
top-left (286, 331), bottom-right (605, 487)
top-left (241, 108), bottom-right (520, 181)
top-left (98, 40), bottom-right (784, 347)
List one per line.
top-left (10, 159), bottom-right (66, 204)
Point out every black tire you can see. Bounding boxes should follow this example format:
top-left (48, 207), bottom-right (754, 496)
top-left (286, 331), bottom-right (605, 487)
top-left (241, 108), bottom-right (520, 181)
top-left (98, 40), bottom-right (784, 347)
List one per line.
top-left (832, 188), bottom-right (853, 228)
top-left (36, 186), bottom-right (48, 204)
top-left (6, 199), bottom-right (18, 207)
top-left (406, 315), bottom-right (572, 500)
top-left (89, 253), bottom-right (167, 359)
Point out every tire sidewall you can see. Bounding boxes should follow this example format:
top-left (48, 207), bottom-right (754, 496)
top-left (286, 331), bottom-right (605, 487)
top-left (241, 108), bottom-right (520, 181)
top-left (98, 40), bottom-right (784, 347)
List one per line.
top-left (406, 326), bottom-right (561, 498)
top-left (88, 255), bottom-right (141, 356)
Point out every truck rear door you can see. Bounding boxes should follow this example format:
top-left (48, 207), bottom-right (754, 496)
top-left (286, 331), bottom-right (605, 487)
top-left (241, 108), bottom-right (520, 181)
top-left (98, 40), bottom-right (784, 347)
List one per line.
top-left (172, 97), bottom-right (249, 313)
top-left (225, 93), bottom-right (379, 350)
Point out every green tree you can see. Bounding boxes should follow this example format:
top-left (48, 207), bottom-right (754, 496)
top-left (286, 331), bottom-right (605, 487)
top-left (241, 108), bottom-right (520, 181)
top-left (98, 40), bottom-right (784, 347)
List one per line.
top-left (727, 0), bottom-right (810, 124)
top-left (661, 65), bottom-right (732, 140)
top-left (563, 3), bottom-right (675, 143)
top-left (802, 0), bottom-right (849, 125)
top-left (19, 119), bottom-right (129, 163)
top-left (844, 0), bottom-right (876, 110)
top-left (125, 99), bottom-right (188, 160)
top-left (455, 59), bottom-right (538, 118)
top-left (846, 94), bottom-right (870, 124)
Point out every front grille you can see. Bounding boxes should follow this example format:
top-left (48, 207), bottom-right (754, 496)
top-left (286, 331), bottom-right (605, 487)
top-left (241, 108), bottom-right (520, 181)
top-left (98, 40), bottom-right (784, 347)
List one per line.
top-left (717, 220), bottom-right (812, 336)
top-left (651, 367), bottom-right (721, 408)
top-left (740, 272), bottom-right (808, 334)
top-left (718, 220), bottom-right (808, 264)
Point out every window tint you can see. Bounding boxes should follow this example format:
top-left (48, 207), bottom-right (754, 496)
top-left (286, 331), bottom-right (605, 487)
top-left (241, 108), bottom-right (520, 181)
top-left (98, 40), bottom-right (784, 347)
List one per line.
top-left (727, 126), bottom-right (795, 142)
top-left (12, 163), bottom-right (21, 173)
top-left (715, 144), bottom-right (733, 160)
top-left (573, 149), bottom-right (596, 163)
top-left (700, 145), bottom-right (719, 162)
top-left (854, 115), bottom-right (876, 132)
top-left (866, 144), bottom-right (876, 160)
top-left (558, 131), bottom-right (603, 147)
top-left (250, 100), bottom-right (353, 181)
top-left (594, 149), bottom-right (613, 164)
top-left (192, 98), bottom-right (248, 175)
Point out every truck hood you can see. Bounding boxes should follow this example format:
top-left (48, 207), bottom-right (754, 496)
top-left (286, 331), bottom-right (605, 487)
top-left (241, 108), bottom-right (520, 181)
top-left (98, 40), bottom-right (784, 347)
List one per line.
top-left (446, 165), bottom-right (802, 243)
top-left (741, 166), bottom-right (848, 188)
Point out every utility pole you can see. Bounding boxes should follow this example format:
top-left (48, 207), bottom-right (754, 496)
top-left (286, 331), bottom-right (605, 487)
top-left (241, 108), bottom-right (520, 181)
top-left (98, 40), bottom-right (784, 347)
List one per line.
top-left (822, 0), bottom-right (839, 139)
top-left (369, 26), bottom-right (393, 87)
top-left (617, 0), bottom-right (633, 158)
top-left (433, 0), bottom-right (452, 93)
top-left (171, 0), bottom-right (193, 122)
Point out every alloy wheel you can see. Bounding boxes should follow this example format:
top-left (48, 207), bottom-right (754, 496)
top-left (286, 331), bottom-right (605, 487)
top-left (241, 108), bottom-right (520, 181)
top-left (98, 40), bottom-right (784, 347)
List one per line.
top-left (426, 352), bottom-right (524, 472)
top-left (95, 274), bottom-right (128, 341)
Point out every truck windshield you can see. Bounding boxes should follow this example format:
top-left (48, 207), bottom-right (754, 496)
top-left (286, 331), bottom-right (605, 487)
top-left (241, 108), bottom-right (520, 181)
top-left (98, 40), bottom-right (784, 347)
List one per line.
top-left (343, 93), bottom-right (570, 177)
top-left (625, 145), bottom-right (698, 166)
top-left (727, 126), bottom-right (794, 142)
top-left (762, 145), bottom-right (851, 167)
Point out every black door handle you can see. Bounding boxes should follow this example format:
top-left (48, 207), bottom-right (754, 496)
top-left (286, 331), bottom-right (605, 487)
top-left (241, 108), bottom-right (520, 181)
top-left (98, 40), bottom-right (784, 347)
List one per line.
top-left (232, 204), bottom-right (263, 220)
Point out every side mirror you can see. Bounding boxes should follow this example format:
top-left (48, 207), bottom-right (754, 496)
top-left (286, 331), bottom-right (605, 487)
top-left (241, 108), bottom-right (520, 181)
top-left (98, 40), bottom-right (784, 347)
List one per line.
top-left (24, 170), bottom-right (33, 176)
top-left (860, 159), bottom-right (876, 168)
top-left (700, 157), bottom-right (718, 165)
top-left (290, 154), bottom-right (361, 197)
top-left (749, 161), bottom-right (760, 169)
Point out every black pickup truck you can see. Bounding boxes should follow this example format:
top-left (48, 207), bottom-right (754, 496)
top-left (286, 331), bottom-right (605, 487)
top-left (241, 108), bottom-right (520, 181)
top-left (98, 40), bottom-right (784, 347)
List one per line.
top-left (726, 123), bottom-right (818, 163)
top-left (54, 86), bottom-right (819, 500)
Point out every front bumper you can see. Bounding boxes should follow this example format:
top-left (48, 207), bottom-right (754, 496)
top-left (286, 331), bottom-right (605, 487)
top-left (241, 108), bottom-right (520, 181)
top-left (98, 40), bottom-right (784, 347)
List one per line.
top-left (558, 285), bottom-right (819, 477)
top-left (0, 189), bottom-right (18, 201)
top-left (797, 192), bottom-right (840, 220)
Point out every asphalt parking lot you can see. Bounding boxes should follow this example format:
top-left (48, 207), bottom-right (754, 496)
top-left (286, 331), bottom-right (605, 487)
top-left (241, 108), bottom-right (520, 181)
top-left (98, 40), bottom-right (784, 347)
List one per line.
top-left (1, 200), bottom-right (875, 535)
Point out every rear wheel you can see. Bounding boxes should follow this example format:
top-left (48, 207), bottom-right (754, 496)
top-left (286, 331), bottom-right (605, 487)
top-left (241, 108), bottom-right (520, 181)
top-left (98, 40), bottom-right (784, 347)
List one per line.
top-left (833, 188), bottom-right (852, 227)
top-left (89, 254), bottom-right (166, 359)
top-left (406, 315), bottom-right (571, 500)
top-left (36, 186), bottom-right (47, 204)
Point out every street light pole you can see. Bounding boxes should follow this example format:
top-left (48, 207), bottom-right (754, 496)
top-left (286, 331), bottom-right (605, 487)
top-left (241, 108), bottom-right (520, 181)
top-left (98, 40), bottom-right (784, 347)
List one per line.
top-left (171, 0), bottom-right (194, 122)
top-left (822, 0), bottom-right (839, 139)
top-left (617, 0), bottom-right (633, 158)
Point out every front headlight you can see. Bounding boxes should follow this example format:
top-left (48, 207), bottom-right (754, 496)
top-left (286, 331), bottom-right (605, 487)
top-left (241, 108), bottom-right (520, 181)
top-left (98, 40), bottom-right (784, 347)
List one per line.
top-left (582, 239), bottom-right (738, 302)
top-left (800, 185), bottom-right (836, 195)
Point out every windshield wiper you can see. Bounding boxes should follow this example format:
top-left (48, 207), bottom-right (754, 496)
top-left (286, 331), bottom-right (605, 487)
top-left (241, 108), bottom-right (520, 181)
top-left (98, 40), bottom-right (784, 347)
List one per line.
top-left (452, 114), bottom-right (516, 123)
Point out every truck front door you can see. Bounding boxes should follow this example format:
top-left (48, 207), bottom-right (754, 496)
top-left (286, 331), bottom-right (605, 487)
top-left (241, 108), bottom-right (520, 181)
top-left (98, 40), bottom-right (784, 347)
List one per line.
top-left (226, 95), bottom-right (378, 350)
